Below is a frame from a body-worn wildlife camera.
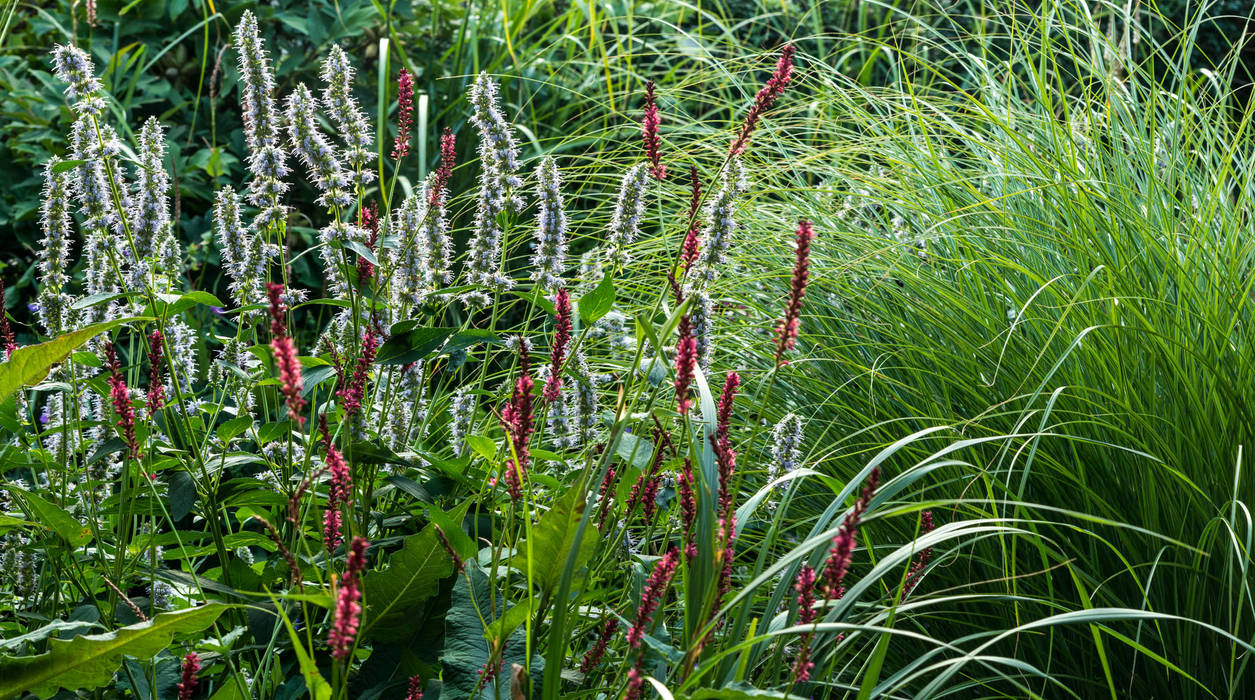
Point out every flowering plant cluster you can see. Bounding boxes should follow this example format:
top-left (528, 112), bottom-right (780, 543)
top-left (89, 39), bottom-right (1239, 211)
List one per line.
top-left (0, 16), bottom-right (939, 700)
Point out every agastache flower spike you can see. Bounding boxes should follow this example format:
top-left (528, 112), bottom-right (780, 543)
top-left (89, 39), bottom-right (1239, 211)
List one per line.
top-left (320, 416), bottom-right (354, 553)
top-left (233, 11), bottom-right (290, 225)
top-left (146, 330), bottom-right (166, 413)
top-left (267, 283), bottom-right (306, 424)
top-left (37, 159), bottom-right (75, 335)
top-left (543, 288), bottom-right (571, 402)
top-left (606, 164), bottom-right (650, 266)
top-left (821, 467), bottom-right (881, 599)
top-left (695, 157), bottom-right (748, 282)
top-left (176, 653), bottom-right (201, 700)
top-left (104, 342), bottom-right (141, 460)
top-left (729, 43), bottom-right (795, 156)
top-left (688, 288), bottom-right (714, 370)
top-left (531, 156), bottom-right (568, 289)
top-left (287, 83), bottom-right (353, 209)
top-left (129, 118), bottom-right (180, 292)
top-left (642, 80), bottom-right (666, 181)
top-left (392, 68), bottom-right (415, 160)
top-left (51, 44), bottom-right (105, 115)
top-left (463, 73), bottom-right (523, 306)
top-left (328, 536), bottom-right (369, 659)
top-left (214, 186), bottom-right (272, 309)
top-left (449, 387), bottom-right (476, 457)
top-left (774, 219), bottom-right (815, 366)
top-left (321, 45), bottom-right (376, 187)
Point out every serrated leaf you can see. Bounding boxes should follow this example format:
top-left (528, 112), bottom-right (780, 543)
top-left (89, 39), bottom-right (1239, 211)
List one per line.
top-left (362, 501), bottom-right (470, 642)
top-left (511, 487), bottom-right (598, 592)
top-left (578, 272), bottom-right (615, 325)
top-left (5, 485), bottom-right (92, 548)
top-left (0, 317), bottom-right (150, 400)
top-left (0, 604), bottom-right (227, 699)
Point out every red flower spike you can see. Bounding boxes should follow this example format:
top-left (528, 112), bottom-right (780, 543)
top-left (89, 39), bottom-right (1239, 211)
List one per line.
top-left (820, 467), bottom-right (881, 600)
top-left (146, 329), bottom-right (166, 413)
top-left (328, 536), bottom-right (369, 659)
top-left (674, 316), bottom-right (698, 415)
top-left (176, 652), bottom-right (201, 700)
top-left (543, 288), bottom-right (571, 403)
top-left (105, 342), bottom-right (141, 460)
top-left (729, 43), bottom-right (795, 156)
top-left (392, 69), bottom-right (414, 160)
top-left (774, 219), bottom-right (815, 366)
top-left (267, 283), bottom-right (306, 424)
top-left (642, 80), bottom-right (665, 181)
top-left (431, 127), bottom-right (456, 207)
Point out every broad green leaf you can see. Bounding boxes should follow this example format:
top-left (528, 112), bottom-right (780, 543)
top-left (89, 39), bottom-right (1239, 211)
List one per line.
top-left (384, 475), bottom-right (433, 504)
top-left (511, 486), bottom-right (598, 592)
top-left (427, 504), bottom-right (476, 561)
top-left (0, 604), bottom-right (227, 699)
top-left (377, 326), bottom-right (458, 365)
top-left (441, 564), bottom-right (545, 700)
top-left (465, 434), bottom-right (497, 462)
top-left (0, 317), bottom-right (150, 400)
top-left (5, 485), bottom-right (92, 548)
top-left (362, 501), bottom-right (470, 641)
top-left (577, 272), bottom-right (615, 325)
top-left (274, 602), bottom-right (332, 700)
top-left (167, 470), bottom-right (197, 521)
top-left (216, 415), bottom-right (255, 442)
top-left (0, 620), bottom-right (102, 652)
top-left (51, 159), bottom-right (85, 173)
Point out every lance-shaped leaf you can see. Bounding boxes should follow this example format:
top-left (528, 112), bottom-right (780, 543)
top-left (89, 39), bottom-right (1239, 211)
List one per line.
top-left (511, 486), bottom-right (599, 592)
top-left (0, 317), bottom-right (151, 400)
top-left (5, 484), bottom-right (92, 548)
top-left (0, 604), bottom-right (227, 699)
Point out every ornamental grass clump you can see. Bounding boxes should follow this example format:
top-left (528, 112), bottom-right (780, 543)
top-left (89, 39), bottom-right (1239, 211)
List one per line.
top-left (0, 19), bottom-right (971, 700)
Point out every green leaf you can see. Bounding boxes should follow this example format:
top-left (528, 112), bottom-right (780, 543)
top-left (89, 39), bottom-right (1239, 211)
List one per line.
top-left (384, 475), bottom-right (433, 504)
top-left (613, 430), bottom-right (655, 470)
top-left (511, 486), bottom-right (598, 592)
top-left (362, 501), bottom-right (470, 641)
top-left (377, 326), bottom-right (458, 365)
top-left (5, 485), bottom-right (92, 548)
top-left (167, 470), bottom-right (197, 521)
top-left (343, 239), bottom-right (378, 265)
top-left (578, 272), bottom-right (615, 325)
top-left (465, 434), bottom-right (497, 462)
top-left (51, 159), bottom-right (85, 173)
top-left (216, 415), bottom-right (255, 442)
top-left (426, 504), bottom-right (476, 561)
top-left (0, 604), bottom-right (227, 699)
top-left (274, 601), bottom-right (332, 700)
top-left (0, 317), bottom-right (149, 400)
top-left (441, 564), bottom-right (545, 700)
top-left (0, 620), bottom-right (102, 652)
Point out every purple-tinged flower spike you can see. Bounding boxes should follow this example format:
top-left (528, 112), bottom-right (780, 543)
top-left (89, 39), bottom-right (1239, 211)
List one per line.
top-left (627, 546), bottom-right (679, 649)
top-left (821, 467), bottom-right (881, 600)
top-left (463, 73), bottom-right (523, 307)
top-left (729, 43), bottom-right (795, 157)
top-left (233, 11), bottom-right (290, 226)
top-left (606, 164), bottom-right (650, 266)
top-left (679, 459), bottom-right (697, 560)
top-left (679, 165), bottom-right (702, 274)
top-left (774, 219), bottom-right (815, 366)
top-left (104, 342), bottom-right (141, 461)
top-left (389, 178), bottom-right (452, 314)
top-left (904, 510), bottom-right (935, 596)
top-left (431, 127), bottom-right (456, 207)
top-left (37, 159), bottom-right (75, 336)
top-left (674, 315), bottom-right (698, 415)
top-left (0, 279), bottom-right (16, 360)
top-left (713, 371), bottom-right (740, 521)
top-left (68, 120), bottom-right (128, 320)
top-left (321, 45), bottom-right (376, 187)
top-left (51, 44), bottom-right (105, 115)
top-left (595, 465), bottom-right (619, 531)
top-left (695, 157), bottom-right (748, 282)
top-left (328, 536), bottom-right (369, 659)
top-left (146, 330), bottom-right (166, 414)
top-left (642, 80), bottom-right (666, 181)
top-left (792, 564), bottom-right (817, 682)
top-left (336, 326), bottom-right (379, 422)
top-left (393, 69), bottom-right (415, 160)
top-left (531, 156), bottom-right (568, 289)
top-left (543, 288), bottom-right (571, 402)
top-left (500, 339), bottom-right (535, 501)
top-left (176, 653), bottom-right (201, 700)
top-left (449, 387), bottom-right (475, 457)
top-left (319, 416), bottom-right (353, 553)
top-left (287, 83), bottom-right (353, 210)
top-left (769, 413), bottom-right (804, 482)
top-left (129, 118), bottom-right (181, 292)
top-left (214, 186), bottom-right (273, 309)
top-left (580, 617), bottom-right (618, 674)
top-left (267, 283), bottom-right (306, 424)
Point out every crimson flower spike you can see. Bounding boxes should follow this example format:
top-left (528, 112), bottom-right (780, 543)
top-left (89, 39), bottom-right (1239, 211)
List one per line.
top-left (176, 653), bottom-right (201, 700)
top-left (328, 536), bottom-right (369, 659)
top-left (500, 338), bottom-right (534, 501)
top-left (820, 467), bottom-right (881, 600)
top-left (356, 201), bottom-right (380, 283)
top-left (679, 165), bottom-right (703, 275)
top-left (729, 43), bottom-right (795, 156)
top-left (267, 283), bottom-right (306, 424)
top-left (146, 329), bottom-right (166, 413)
top-left (674, 315), bottom-right (698, 414)
top-left (543, 288), bottom-right (571, 402)
top-left (642, 80), bottom-right (665, 181)
top-left (104, 342), bottom-right (141, 460)
top-left (0, 277), bottom-right (16, 359)
top-left (392, 68), bottom-right (415, 160)
top-left (319, 415), bottom-right (353, 553)
top-left (774, 219), bottom-right (816, 366)
top-left (337, 325), bottom-right (379, 421)
top-left (431, 126), bottom-right (456, 207)
top-left (405, 675), bottom-right (423, 700)
top-left (792, 564), bottom-right (818, 682)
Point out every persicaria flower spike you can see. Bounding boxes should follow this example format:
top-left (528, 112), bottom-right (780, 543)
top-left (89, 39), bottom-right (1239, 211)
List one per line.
top-left (431, 127), bottom-right (456, 207)
top-left (267, 283), bottom-right (306, 423)
top-left (821, 466), bottom-right (881, 599)
top-left (642, 80), bottom-right (666, 181)
top-left (774, 219), bottom-right (815, 366)
top-left (328, 536), bottom-right (369, 659)
top-left (146, 330), bottom-right (166, 413)
top-left (176, 652), bottom-right (201, 700)
top-left (714, 371), bottom-right (741, 520)
top-left (544, 288), bottom-right (571, 402)
top-left (393, 68), bottom-right (415, 160)
top-left (0, 278), bottom-right (16, 359)
top-left (337, 326), bottom-right (379, 421)
top-left (626, 546), bottom-right (678, 649)
top-left (679, 165), bottom-right (703, 274)
top-left (904, 510), bottom-right (935, 596)
top-left (500, 339), bottom-right (535, 500)
top-left (405, 675), bottom-right (423, 700)
top-left (729, 43), bottom-right (795, 156)
top-left (105, 342), bottom-right (141, 460)
top-left (319, 416), bottom-right (353, 552)
top-left (792, 564), bottom-right (817, 682)
top-left (674, 316), bottom-right (698, 415)
top-left (580, 617), bottom-right (618, 674)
